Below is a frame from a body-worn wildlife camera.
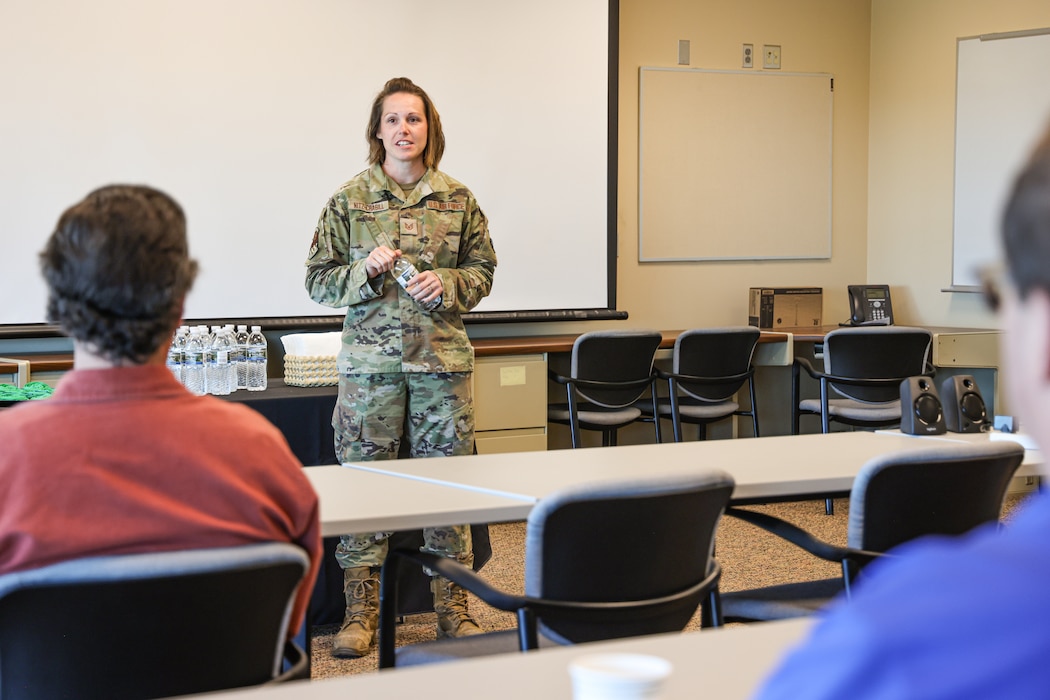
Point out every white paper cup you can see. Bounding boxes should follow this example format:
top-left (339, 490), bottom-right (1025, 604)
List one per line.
top-left (569, 653), bottom-right (673, 700)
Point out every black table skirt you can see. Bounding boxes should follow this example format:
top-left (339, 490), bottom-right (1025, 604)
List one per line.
top-left (223, 380), bottom-right (339, 467)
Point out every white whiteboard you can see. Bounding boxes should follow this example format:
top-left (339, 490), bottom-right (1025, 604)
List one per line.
top-left (639, 67), bottom-right (833, 261)
top-left (952, 29), bottom-right (1050, 288)
top-left (0, 0), bottom-right (611, 326)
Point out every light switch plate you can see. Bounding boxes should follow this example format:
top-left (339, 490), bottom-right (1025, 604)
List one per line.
top-left (678, 39), bottom-right (690, 66)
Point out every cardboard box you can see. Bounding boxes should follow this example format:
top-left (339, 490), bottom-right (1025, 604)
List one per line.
top-left (748, 287), bottom-right (823, 329)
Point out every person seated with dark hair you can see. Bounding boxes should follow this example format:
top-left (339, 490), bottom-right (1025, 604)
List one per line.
top-left (755, 125), bottom-right (1050, 698)
top-left (0, 185), bottom-right (322, 639)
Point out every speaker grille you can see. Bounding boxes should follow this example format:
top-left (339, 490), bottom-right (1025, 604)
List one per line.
top-left (915, 393), bottom-right (942, 425)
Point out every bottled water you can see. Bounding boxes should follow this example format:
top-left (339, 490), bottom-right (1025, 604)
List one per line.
top-left (166, 327), bottom-right (186, 383)
top-left (203, 325), bottom-right (220, 395)
top-left (208, 326), bottom-right (234, 396)
top-left (246, 325), bottom-right (268, 391)
top-left (232, 324), bottom-right (249, 390)
top-left (182, 327), bottom-right (206, 396)
top-left (391, 257), bottom-right (440, 311)
top-left (223, 325), bottom-right (239, 393)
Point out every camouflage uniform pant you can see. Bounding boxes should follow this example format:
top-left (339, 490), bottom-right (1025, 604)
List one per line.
top-left (332, 371), bottom-right (474, 569)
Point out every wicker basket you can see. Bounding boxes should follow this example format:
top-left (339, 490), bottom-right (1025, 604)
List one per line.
top-left (280, 331), bottom-right (342, 387)
top-left (283, 354), bottom-right (339, 387)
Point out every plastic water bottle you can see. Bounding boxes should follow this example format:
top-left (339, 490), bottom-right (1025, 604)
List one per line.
top-left (182, 327), bottom-right (206, 396)
top-left (391, 257), bottom-right (440, 311)
top-left (222, 325), bottom-right (239, 393)
top-left (203, 326), bottom-right (220, 395)
top-left (208, 326), bottom-right (233, 396)
top-left (166, 327), bottom-right (186, 383)
top-left (246, 325), bottom-right (268, 391)
top-left (233, 325), bottom-right (249, 390)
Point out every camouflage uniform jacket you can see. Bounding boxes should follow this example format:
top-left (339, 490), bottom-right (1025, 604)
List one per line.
top-left (305, 164), bottom-right (496, 374)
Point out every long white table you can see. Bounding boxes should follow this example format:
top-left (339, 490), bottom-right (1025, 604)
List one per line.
top-left (191, 618), bottom-right (814, 699)
top-left (340, 431), bottom-right (1042, 507)
top-left (305, 466), bottom-right (533, 537)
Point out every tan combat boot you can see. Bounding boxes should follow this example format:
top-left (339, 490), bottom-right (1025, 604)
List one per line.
top-left (332, 566), bottom-right (379, 658)
top-left (432, 573), bottom-right (484, 639)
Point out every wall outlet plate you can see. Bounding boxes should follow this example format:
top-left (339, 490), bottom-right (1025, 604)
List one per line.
top-left (763, 44), bottom-right (781, 69)
top-left (742, 44), bottom-right (753, 68)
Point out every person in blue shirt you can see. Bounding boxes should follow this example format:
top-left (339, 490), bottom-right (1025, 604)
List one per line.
top-left (755, 124), bottom-right (1050, 699)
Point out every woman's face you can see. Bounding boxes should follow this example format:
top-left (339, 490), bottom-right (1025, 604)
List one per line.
top-left (376, 92), bottom-right (428, 168)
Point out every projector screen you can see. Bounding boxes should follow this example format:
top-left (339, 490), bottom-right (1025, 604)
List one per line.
top-left (0, 0), bottom-right (616, 329)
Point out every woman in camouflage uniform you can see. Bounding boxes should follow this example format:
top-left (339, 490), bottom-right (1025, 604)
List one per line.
top-left (305, 77), bottom-right (497, 658)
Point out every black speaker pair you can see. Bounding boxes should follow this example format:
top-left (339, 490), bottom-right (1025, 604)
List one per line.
top-left (899, 375), bottom-right (987, 435)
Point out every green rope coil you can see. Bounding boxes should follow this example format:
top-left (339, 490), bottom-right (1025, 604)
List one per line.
top-left (0, 382), bottom-right (55, 402)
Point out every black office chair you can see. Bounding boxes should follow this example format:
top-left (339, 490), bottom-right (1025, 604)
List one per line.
top-left (793, 326), bottom-right (933, 514)
top-left (793, 326), bottom-right (934, 435)
top-left (0, 543), bottom-right (311, 700)
top-left (377, 471), bottom-right (735, 668)
top-left (548, 330), bottom-right (664, 448)
top-left (719, 441), bottom-right (1024, 622)
top-left (643, 327), bottom-right (761, 442)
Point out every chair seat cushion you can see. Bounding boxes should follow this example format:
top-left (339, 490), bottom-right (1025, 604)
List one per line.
top-left (720, 577), bottom-right (845, 621)
top-left (395, 629), bottom-right (561, 666)
top-left (548, 405), bottom-right (643, 428)
top-left (799, 398), bottom-right (901, 422)
top-left (659, 398), bottom-right (739, 420)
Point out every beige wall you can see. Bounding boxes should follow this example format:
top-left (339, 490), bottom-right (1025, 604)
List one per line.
top-left (617, 0), bottom-right (872, 330)
top-left (868, 0), bottom-right (1050, 328)
top-left (470, 0), bottom-right (872, 340)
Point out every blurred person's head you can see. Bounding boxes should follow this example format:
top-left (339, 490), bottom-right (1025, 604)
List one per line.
top-left (998, 125), bottom-right (1050, 449)
top-left (1003, 128), bottom-right (1050, 300)
top-left (40, 185), bottom-right (198, 365)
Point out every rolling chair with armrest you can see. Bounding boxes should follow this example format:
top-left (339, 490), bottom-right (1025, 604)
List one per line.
top-left (640, 327), bottom-right (761, 442)
top-left (548, 330), bottom-right (664, 448)
top-left (719, 441), bottom-right (1024, 622)
top-left (377, 471), bottom-right (735, 668)
top-left (0, 542), bottom-right (311, 700)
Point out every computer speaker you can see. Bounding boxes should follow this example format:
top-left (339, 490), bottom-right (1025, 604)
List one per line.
top-left (899, 376), bottom-right (946, 435)
top-left (940, 375), bottom-right (988, 433)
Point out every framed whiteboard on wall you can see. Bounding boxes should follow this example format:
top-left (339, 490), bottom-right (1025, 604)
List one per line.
top-left (951, 29), bottom-right (1050, 290)
top-left (638, 67), bottom-right (833, 262)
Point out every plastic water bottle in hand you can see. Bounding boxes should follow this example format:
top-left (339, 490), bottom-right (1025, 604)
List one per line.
top-left (390, 257), bottom-right (440, 311)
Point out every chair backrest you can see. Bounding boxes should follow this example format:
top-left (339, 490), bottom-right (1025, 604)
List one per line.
top-left (524, 471), bottom-right (734, 644)
top-left (673, 326), bottom-right (760, 402)
top-left (0, 542), bottom-right (309, 700)
top-left (570, 330), bottom-right (663, 408)
top-left (847, 441), bottom-right (1025, 555)
top-left (822, 326), bottom-right (933, 403)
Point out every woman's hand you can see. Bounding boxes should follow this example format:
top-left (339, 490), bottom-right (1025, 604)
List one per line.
top-left (365, 245), bottom-right (400, 278)
top-left (406, 270), bottom-right (442, 306)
